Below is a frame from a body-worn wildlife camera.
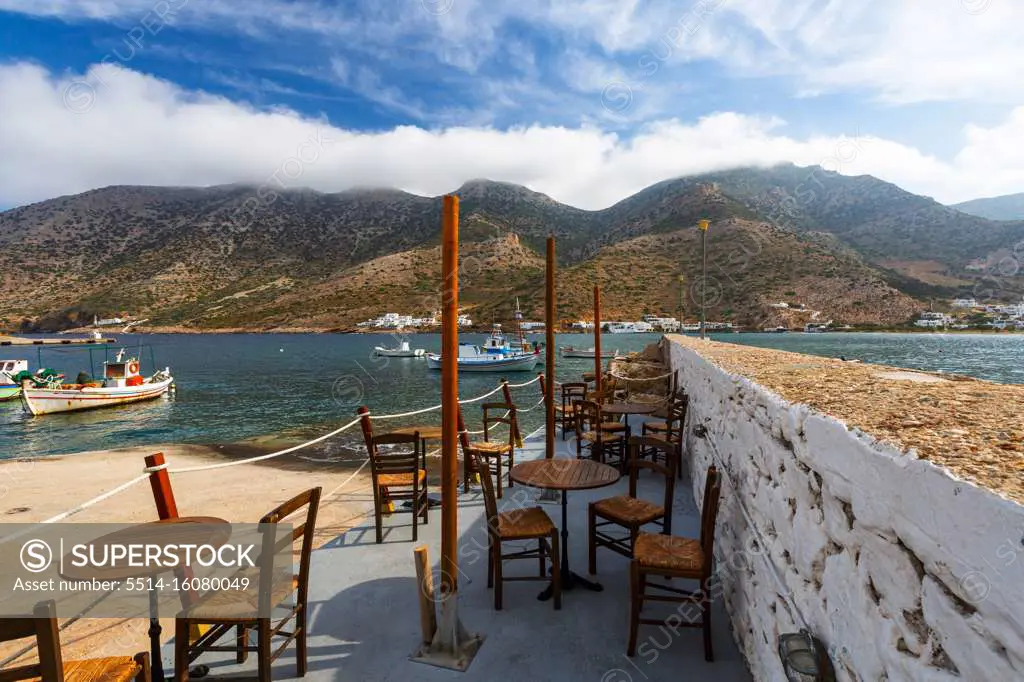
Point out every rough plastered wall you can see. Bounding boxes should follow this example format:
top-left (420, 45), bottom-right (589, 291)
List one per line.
top-left (665, 339), bottom-right (1024, 681)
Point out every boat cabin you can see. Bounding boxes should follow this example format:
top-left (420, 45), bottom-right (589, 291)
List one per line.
top-left (104, 356), bottom-right (144, 388)
top-left (0, 360), bottom-right (28, 378)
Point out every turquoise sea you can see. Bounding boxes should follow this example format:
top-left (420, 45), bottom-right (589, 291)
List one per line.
top-left (1, 331), bottom-right (1022, 458)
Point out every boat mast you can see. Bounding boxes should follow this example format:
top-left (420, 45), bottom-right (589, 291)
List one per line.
top-left (514, 297), bottom-right (526, 350)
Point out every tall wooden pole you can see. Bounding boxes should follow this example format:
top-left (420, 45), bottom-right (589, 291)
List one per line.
top-left (593, 285), bottom-right (602, 391)
top-left (440, 194), bottom-right (459, 592)
top-left (545, 236), bottom-right (556, 459)
top-left (414, 195), bottom-right (482, 671)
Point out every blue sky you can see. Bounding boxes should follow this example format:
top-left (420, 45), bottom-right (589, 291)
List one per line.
top-left (0, 0), bottom-right (1022, 209)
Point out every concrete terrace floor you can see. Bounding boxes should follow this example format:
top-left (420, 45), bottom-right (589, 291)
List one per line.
top-left (171, 426), bottom-right (754, 682)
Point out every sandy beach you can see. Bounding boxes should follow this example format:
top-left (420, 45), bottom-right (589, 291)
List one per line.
top-left (0, 440), bottom-right (385, 665)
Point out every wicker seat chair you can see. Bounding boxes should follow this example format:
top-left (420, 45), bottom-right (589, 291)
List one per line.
top-left (627, 466), bottom-right (722, 661)
top-left (588, 436), bottom-right (676, 575)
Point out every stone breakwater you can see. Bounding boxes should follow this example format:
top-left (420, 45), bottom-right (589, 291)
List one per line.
top-left (664, 335), bottom-right (1023, 681)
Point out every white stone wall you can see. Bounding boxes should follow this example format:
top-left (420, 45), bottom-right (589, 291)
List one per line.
top-left (665, 338), bottom-right (1024, 681)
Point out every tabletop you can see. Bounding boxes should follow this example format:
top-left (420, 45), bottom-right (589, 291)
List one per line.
top-left (601, 402), bottom-right (659, 415)
top-left (510, 459), bottom-right (620, 491)
top-left (60, 516), bottom-right (231, 582)
top-left (388, 425), bottom-right (444, 439)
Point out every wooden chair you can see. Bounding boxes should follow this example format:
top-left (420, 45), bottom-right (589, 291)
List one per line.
top-left (460, 402), bottom-right (517, 498)
top-left (627, 467), bottom-right (722, 661)
top-left (473, 452), bottom-right (560, 611)
top-left (588, 437), bottom-right (676, 575)
top-left (555, 382), bottom-right (587, 440)
top-left (367, 432), bottom-right (430, 543)
top-left (575, 399), bottom-right (626, 468)
top-left (1, 600), bottom-right (150, 682)
top-left (175, 487), bottom-right (321, 682)
top-left (642, 394), bottom-right (688, 478)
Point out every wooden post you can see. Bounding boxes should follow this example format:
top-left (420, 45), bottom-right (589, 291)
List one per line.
top-left (538, 372), bottom-right (546, 397)
top-left (412, 193), bottom-right (482, 671)
top-left (144, 452), bottom-right (178, 520)
top-left (593, 286), bottom-right (602, 391)
top-left (545, 236), bottom-right (556, 459)
top-left (440, 194), bottom-right (459, 594)
top-left (414, 545), bottom-right (438, 645)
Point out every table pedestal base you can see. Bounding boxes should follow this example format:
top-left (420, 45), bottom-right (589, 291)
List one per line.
top-left (537, 571), bottom-right (603, 600)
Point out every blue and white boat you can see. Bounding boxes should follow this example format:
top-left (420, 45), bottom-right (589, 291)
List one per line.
top-left (427, 301), bottom-right (542, 372)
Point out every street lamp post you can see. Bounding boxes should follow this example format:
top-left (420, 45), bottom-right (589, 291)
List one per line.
top-left (697, 219), bottom-right (710, 339)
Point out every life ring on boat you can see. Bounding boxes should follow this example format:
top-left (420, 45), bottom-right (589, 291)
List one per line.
top-left (128, 361), bottom-right (140, 374)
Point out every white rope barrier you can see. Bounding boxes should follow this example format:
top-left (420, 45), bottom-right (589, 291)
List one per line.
top-left (608, 368), bottom-right (674, 382)
top-left (515, 396), bottom-right (547, 412)
top-left (505, 375), bottom-right (543, 389)
top-left (1, 376), bottom-right (547, 542)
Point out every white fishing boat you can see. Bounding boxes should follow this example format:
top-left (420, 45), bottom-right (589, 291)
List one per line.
top-left (559, 346), bottom-right (618, 359)
top-left (373, 340), bottom-right (425, 357)
top-left (0, 359), bottom-right (28, 401)
top-left (426, 300), bottom-right (541, 372)
top-left (20, 350), bottom-right (173, 416)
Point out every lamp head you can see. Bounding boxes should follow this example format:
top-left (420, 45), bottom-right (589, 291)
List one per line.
top-left (697, 218), bottom-right (711, 232)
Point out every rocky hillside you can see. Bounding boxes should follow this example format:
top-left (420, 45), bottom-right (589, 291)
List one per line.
top-left (2, 166), bottom-right (1021, 331)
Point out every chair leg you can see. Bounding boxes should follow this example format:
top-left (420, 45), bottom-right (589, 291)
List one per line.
top-left (174, 618), bottom-right (190, 682)
top-left (587, 504), bottom-right (597, 575)
top-left (423, 484), bottom-right (430, 525)
top-left (374, 489), bottom-right (383, 545)
top-left (702, 589), bottom-right (714, 662)
top-left (550, 530), bottom-right (561, 611)
top-left (495, 459), bottom-right (503, 499)
top-left (297, 604), bottom-right (308, 677)
top-left (236, 624), bottom-right (248, 663)
top-left (493, 542), bottom-right (504, 611)
top-left (627, 561), bottom-right (640, 656)
top-left (508, 452), bottom-right (514, 488)
top-left (412, 489), bottom-right (419, 542)
top-left (539, 537), bottom-right (546, 578)
top-left (257, 619), bottom-right (272, 682)
top-left (487, 537), bottom-right (494, 588)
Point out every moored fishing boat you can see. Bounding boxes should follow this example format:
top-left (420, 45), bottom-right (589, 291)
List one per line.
top-left (20, 350), bottom-right (173, 416)
top-left (0, 359), bottom-right (28, 401)
top-left (559, 346), bottom-right (618, 359)
top-left (426, 300), bottom-right (541, 372)
top-left (373, 340), bottom-right (425, 357)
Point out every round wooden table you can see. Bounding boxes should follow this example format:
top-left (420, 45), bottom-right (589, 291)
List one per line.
top-left (60, 516), bottom-right (230, 682)
top-left (510, 459), bottom-right (620, 596)
top-left (386, 425), bottom-right (442, 468)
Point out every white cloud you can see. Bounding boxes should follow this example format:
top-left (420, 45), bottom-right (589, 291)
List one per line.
top-left (2, 62), bottom-right (1023, 211)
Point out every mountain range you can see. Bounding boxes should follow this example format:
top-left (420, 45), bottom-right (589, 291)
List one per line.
top-left (2, 164), bottom-right (1023, 332)
top-left (952, 192), bottom-right (1024, 221)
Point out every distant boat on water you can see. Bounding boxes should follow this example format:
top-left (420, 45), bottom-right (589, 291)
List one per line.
top-left (374, 340), bottom-right (425, 357)
top-left (559, 346), bottom-right (617, 359)
top-left (427, 299), bottom-right (541, 372)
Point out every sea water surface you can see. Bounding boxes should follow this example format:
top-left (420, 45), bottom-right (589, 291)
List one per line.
top-left (1, 331), bottom-right (1021, 458)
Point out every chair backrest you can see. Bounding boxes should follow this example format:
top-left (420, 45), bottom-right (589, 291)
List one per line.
top-left (0, 600), bottom-right (65, 681)
top-left (574, 399), bottom-right (602, 437)
top-left (259, 487), bottom-right (322, 610)
top-left (471, 452), bottom-right (500, 537)
top-left (626, 437), bottom-right (676, 515)
top-left (368, 432), bottom-right (422, 479)
top-left (664, 394), bottom-right (690, 442)
top-left (481, 402), bottom-right (517, 446)
top-left (560, 382), bottom-right (587, 412)
top-left (699, 466), bottom-right (722, 576)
